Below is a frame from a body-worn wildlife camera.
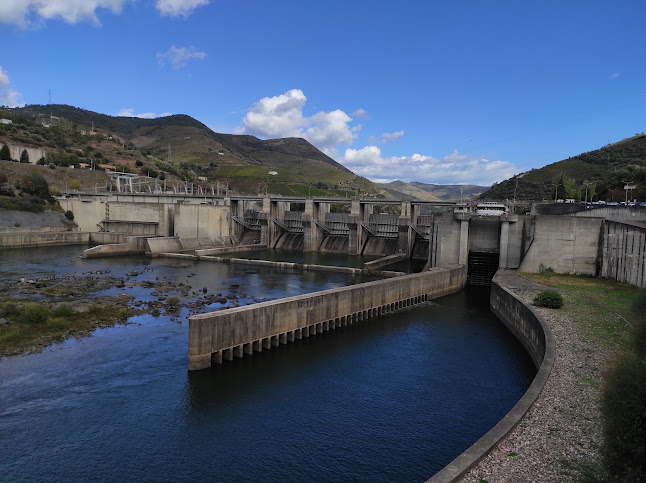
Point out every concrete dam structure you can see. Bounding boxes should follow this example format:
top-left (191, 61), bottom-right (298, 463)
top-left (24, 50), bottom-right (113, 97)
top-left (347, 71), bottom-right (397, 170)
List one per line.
top-left (26, 192), bottom-right (645, 289)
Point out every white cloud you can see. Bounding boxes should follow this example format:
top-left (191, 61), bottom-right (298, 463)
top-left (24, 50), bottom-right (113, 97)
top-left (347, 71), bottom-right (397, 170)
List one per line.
top-left (157, 45), bottom-right (207, 70)
top-left (241, 89), bottom-right (357, 156)
top-left (155, 0), bottom-right (209, 18)
top-left (342, 146), bottom-right (516, 186)
top-left (117, 108), bottom-right (172, 118)
top-left (0, 0), bottom-right (127, 27)
top-left (352, 108), bottom-right (369, 120)
top-left (243, 89), bottom-right (306, 138)
top-left (369, 130), bottom-right (404, 145)
top-left (610, 72), bottom-right (621, 79)
top-left (0, 66), bottom-right (25, 107)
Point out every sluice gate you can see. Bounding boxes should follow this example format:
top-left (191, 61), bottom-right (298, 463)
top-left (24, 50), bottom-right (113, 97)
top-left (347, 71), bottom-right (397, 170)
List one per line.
top-left (467, 251), bottom-right (500, 286)
top-left (188, 264), bottom-right (467, 370)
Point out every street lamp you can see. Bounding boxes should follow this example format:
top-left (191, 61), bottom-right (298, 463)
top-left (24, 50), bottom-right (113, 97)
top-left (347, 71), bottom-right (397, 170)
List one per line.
top-left (584, 182), bottom-right (593, 206)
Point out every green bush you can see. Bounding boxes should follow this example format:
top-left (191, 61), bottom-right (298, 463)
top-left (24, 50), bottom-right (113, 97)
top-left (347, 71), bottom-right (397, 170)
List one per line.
top-left (46, 317), bottom-right (70, 331)
top-left (51, 303), bottom-right (74, 318)
top-left (64, 210), bottom-right (74, 220)
top-left (166, 296), bottom-right (180, 311)
top-left (20, 302), bottom-right (50, 324)
top-left (538, 263), bottom-right (555, 276)
top-left (0, 301), bottom-right (18, 317)
top-left (533, 289), bottom-right (564, 309)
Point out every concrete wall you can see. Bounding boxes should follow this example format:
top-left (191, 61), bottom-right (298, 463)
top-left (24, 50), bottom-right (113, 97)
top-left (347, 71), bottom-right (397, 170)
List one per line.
top-left (109, 202), bottom-right (170, 236)
top-left (429, 271), bottom-right (555, 482)
top-left (434, 213), bottom-right (461, 266)
top-left (572, 206), bottom-right (646, 223)
top-left (173, 203), bottom-right (230, 239)
top-left (8, 144), bottom-right (47, 163)
top-left (518, 216), bottom-right (603, 275)
top-left (82, 236), bottom-right (149, 257)
top-left (601, 221), bottom-right (646, 288)
top-left (0, 230), bottom-right (89, 248)
top-left (469, 217), bottom-right (500, 251)
top-left (188, 264), bottom-right (467, 370)
top-left (65, 198), bottom-right (106, 232)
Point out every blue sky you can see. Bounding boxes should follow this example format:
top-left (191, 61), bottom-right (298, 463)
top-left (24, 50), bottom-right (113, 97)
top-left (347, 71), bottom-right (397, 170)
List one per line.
top-left (1, 0), bottom-right (644, 186)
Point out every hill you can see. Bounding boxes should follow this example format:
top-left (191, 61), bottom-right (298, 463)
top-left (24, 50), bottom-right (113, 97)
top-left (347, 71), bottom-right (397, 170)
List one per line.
top-left (480, 134), bottom-right (646, 202)
top-left (378, 180), bottom-right (488, 202)
top-left (0, 104), bottom-right (383, 197)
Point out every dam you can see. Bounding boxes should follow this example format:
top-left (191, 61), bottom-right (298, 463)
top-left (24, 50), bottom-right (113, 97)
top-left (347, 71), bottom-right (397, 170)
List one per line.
top-left (3, 193), bottom-right (646, 480)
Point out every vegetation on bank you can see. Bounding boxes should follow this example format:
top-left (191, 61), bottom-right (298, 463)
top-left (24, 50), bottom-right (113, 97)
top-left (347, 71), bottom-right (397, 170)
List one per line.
top-left (519, 272), bottom-right (646, 481)
top-left (0, 165), bottom-right (55, 213)
top-left (0, 298), bottom-right (140, 356)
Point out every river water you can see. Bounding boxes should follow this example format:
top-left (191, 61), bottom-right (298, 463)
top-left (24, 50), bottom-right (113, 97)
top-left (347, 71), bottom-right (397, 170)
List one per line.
top-left (0, 246), bottom-right (534, 482)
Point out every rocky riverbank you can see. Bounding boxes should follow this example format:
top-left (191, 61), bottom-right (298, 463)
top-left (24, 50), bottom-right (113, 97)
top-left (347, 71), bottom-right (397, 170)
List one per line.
top-left (0, 267), bottom-right (255, 357)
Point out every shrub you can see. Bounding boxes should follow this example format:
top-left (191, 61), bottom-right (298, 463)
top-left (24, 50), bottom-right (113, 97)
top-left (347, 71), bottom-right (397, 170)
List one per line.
top-left (51, 303), bottom-right (74, 318)
top-left (538, 263), bottom-right (555, 276)
top-left (135, 159), bottom-right (143, 167)
top-left (20, 302), bottom-right (50, 324)
top-left (533, 289), bottom-right (564, 309)
top-left (64, 210), bottom-right (74, 220)
top-left (46, 317), bottom-right (70, 331)
top-left (0, 301), bottom-right (18, 317)
top-left (166, 296), bottom-right (180, 311)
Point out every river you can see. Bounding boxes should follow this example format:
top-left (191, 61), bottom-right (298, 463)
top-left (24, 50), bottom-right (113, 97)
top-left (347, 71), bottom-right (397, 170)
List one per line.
top-left (0, 246), bottom-right (534, 482)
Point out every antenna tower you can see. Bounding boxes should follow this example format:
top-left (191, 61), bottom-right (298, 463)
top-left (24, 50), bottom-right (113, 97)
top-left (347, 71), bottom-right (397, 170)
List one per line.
top-left (48, 89), bottom-right (52, 104)
top-left (167, 143), bottom-right (172, 164)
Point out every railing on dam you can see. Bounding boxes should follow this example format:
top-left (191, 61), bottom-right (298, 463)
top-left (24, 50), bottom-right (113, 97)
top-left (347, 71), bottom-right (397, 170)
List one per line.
top-left (188, 264), bottom-right (467, 370)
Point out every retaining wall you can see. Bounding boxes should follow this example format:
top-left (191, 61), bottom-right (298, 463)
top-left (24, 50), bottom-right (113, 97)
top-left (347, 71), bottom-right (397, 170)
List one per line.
top-left (518, 216), bottom-right (603, 275)
top-left (0, 230), bottom-right (90, 248)
top-left (188, 264), bottom-right (467, 370)
top-left (428, 271), bottom-right (555, 482)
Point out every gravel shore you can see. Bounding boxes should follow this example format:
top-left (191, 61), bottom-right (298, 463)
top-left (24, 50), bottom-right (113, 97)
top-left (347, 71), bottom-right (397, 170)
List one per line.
top-left (458, 286), bottom-right (608, 482)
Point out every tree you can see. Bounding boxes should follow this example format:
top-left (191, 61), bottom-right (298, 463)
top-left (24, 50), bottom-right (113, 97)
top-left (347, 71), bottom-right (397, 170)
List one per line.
top-left (20, 149), bottom-right (29, 163)
top-left (29, 169), bottom-right (50, 199)
top-left (0, 143), bottom-right (11, 161)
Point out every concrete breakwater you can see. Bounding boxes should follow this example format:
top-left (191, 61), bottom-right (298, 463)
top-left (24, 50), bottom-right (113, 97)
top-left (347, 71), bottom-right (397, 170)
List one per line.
top-left (188, 264), bottom-right (467, 370)
top-left (429, 270), bottom-right (555, 482)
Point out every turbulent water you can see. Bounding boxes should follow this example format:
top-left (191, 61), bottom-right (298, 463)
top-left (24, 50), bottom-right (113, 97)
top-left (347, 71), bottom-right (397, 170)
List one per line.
top-left (0, 246), bottom-right (535, 482)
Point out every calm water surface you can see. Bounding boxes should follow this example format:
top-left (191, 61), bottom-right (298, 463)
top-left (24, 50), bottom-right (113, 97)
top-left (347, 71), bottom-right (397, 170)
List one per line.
top-left (0, 246), bottom-right (534, 482)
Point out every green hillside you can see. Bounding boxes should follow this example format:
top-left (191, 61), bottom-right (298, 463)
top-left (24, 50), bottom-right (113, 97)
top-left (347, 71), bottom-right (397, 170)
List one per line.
top-left (480, 134), bottom-right (646, 201)
top-left (0, 105), bottom-right (384, 197)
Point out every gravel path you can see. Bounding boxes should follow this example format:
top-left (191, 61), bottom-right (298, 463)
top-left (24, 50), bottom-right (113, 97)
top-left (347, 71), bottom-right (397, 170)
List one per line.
top-left (458, 286), bottom-right (608, 482)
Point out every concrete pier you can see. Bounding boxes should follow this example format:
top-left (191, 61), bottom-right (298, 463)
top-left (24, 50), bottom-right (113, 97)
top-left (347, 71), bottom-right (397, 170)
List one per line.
top-left (188, 264), bottom-right (467, 370)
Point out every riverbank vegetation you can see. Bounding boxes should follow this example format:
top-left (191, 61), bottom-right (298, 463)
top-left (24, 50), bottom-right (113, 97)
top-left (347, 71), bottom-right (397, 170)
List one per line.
top-left (519, 272), bottom-right (646, 481)
top-left (0, 297), bottom-right (141, 356)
